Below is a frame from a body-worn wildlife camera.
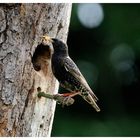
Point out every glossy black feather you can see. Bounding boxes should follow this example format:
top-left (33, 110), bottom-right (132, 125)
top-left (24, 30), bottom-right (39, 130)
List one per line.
top-left (51, 38), bottom-right (100, 111)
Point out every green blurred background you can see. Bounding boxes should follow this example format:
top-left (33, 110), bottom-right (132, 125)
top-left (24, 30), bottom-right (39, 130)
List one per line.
top-left (51, 4), bottom-right (140, 136)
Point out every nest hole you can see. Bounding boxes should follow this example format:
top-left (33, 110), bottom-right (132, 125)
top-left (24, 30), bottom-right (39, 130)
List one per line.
top-left (32, 43), bottom-right (51, 71)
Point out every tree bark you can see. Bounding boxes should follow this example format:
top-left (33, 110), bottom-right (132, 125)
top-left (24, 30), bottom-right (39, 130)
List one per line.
top-left (0, 3), bottom-right (72, 136)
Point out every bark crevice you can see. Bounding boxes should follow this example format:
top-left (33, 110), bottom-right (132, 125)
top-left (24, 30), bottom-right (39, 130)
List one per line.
top-left (0, 3), bottom-right (72, 136)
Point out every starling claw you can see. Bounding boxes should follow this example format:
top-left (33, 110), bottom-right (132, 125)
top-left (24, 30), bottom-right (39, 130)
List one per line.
top-left (56, 92), bottom-right (79, 107)
top-left (61, 96), bottom-right (75, 107)
top-left (53, 94), bottom-right (75, 107)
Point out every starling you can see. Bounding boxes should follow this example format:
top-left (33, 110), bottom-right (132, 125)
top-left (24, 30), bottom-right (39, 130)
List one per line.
top-left (42, 36), bottom-right (100, 112)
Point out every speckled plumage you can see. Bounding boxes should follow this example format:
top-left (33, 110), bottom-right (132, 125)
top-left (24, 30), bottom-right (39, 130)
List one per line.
top-left (51, 38), bottom-right (100, 112)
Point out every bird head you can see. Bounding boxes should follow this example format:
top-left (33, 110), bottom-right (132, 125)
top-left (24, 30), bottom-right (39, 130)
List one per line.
top-left (51, 38), bottom-right (68, 57)
top-left (41, 35), bottom-right (68, 57)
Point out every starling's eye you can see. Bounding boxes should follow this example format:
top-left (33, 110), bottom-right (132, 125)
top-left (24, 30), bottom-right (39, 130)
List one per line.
top-left (33, 63), bottom-right (41, 71)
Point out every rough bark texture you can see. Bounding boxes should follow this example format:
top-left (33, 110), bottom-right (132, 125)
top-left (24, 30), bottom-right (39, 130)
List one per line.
top-left (0, 3), bottom-right (72, 136)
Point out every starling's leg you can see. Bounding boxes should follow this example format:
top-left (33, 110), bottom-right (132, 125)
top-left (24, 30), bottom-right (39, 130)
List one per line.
top-left (59, 92), bottom-right (80, 107)
top-left (61, 92), bottom-right (80, 97)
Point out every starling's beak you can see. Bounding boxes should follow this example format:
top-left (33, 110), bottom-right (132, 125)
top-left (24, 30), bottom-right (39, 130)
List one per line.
top-left (41, 35), bottom-right (54, 45)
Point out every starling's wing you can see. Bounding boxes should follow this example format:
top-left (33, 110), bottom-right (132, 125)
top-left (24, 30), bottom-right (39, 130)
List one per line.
top-left (64, 57), bottom-right (98, 100)
top-left (64, 57), bottom-right (100, 112)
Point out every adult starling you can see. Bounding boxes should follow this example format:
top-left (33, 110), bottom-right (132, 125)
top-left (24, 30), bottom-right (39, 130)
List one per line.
top-left (42, 36), bottom-right (100, 112)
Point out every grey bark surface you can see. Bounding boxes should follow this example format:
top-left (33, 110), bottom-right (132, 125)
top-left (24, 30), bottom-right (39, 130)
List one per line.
top-left (0, 3), bottom-right (72, 136)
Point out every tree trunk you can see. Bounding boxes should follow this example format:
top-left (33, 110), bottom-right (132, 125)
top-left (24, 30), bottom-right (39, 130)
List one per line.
top-left (0, 3), bottom-right (72, 136)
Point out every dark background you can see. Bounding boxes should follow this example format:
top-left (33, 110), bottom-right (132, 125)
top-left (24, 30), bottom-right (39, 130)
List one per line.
top-left (52, 4), bottom-right (140, 136)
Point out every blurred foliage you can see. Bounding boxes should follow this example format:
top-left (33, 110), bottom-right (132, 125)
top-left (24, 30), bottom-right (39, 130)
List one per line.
top-left (51, 4), bottom-right (140, 136)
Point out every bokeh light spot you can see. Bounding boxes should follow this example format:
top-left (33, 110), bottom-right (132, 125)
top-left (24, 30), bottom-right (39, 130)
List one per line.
top-left (110, 44), bottom-right (135, 85)
top-left (110, 44), bottom-right (135, 70)
top-left (77, 3), bottom-right (104, 28)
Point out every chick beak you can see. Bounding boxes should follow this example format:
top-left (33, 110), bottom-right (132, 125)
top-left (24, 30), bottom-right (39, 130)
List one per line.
top-left (40, 35), bottom-right (54, 55)
top-left (41, 35), bottom-right (53, 45)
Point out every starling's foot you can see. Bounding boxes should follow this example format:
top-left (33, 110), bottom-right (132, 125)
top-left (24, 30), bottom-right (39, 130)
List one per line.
top-left (61, 92), bottom-right (80, 107)
top-left (62, 96), bottom-right (75, 107)
top-left (54, 94), bottom-right (75, 106)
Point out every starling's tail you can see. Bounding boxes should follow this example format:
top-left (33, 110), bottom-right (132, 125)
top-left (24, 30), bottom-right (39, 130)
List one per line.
top-left (81, 94), bottom-right (100, 112)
